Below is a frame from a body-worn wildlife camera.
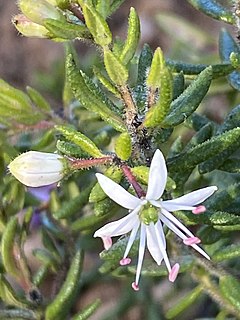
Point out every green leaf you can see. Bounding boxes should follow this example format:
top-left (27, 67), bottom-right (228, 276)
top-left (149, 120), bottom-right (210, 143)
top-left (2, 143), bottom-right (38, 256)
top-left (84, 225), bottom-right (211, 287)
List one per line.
top-left (96, 0), bottom-right (111, 18)
top-left (72, 299), bottom-right (101, 320)
top-left (93, 66), bottom-right (120, 97)
top-left (80, 1), bottom-right (112, 46)
top-left (219, 29), bottom-right (240, 90)
top-left (146, 47), bottom-right (165, 89)
top-left (168, 127), bottom-right (240, 172)
top-left (56, 140), bottom-right (86, 158)
top-left (172, 72), bottom-right (185, 100)
top-left (103, 49), bottom-right (128, 85)
top-left (114, 132), bottom-right (132, 160)
top-left (144, 67), bottom-right (173, 127)
top-left (1, 217), bottom-right (19, 279)
top-left (45, 250), bottom-right (84, 320)
top-left (53, 185), bottom-right (92, 219)
top-left (66, 53), bottom-right (126, 132)
top-left (185, 122), bottom-right (214, 151)
top-left (55, 125), bottom-right (104, 158)
top-left (213, 244), bottom-right (240, 262)
top-left (219, 158), bottom-right (240, 173)
top-left (0, 275), bottom-right (28, 309)
top-left (219, 276), bottom-right (240, 311)
top-left (44, 18), bottom-right (91, 40)
top-left (89, 167), bottom-right (122, 203)
top-left (199, 105), bottom-right (240, 173)
top-left (71, 212), bottom-right (112, 231)
top-left (161, 67), bottom-right (212, 128)
top-left (109, 0), bottom-right (126, 15)
top-left (186, 0), bottom-right (234, 24)
top-left (134, 44), bottom-right (153, 113)
top-left (26, 86), bottom-right (51, 112)
top-left (0, 308), bottom-right (37, 320)
top-left (166, 286), bottom-right (203, 319)
top-left (120, 7), bottom-right (140, 65)
top-left (166, 59), bottom-right (234, 79)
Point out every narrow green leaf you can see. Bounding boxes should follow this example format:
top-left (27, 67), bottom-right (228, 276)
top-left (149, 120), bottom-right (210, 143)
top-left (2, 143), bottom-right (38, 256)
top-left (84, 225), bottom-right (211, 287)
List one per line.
top-left (104, 49), bottom-right (128, 85)
top-left (94, 198), bottom-right (116, 217)
top-left (219, 158), bottom-right (240, 173)
top-left (168, 127), bottom-right (240, 172)
top-left (80, 1), bottom-right (112, 46)
top-left (44, 18), bottom-right (91, 40)
top-left (219, 29), bottom-right (240, 90)
top-left (166, 286), bottom-right (203, 319)
top-left (93, 66), bottom-right (120, 97)
top-left (72, 299), bottom-right (101, 320)
top-left (120, 7), bottom-right (140, 65)
top-left (219, 276), bottom-right (240, 311)
top-left (185, 122), bottom-right (214, 151)
top-left (45, 250), bottom-right (84, 320)
top-left (146, 47), bottom-right (165, 89)
top-left (213, 244), bottom-right (240, 262)
top-left (66, 53), bottom-right (126, 132)
top-left (89, 167), bottom-right (122, 203)
top-left (96, 0), bottom-right (111, 18)
top-left (26, 86), bottom-right (51, 112)
top-left (0, 308), bottom-right (37, 320)
top-left (186, 0), bottom-right (234, 24)
top-left (53, 185), bottom-right (92, 219)
top-left (161, 67), bottom-right (212, 127)
top-left (55, 125), bottom-right (104, 158)
top-left (166, 59), bottom-right (234, 79)
top-left (0, 275), bottom-right (28, 309)
top-left (56, 140), bottom-right (86, 158)
top-left (172, 72), bottom-right (185, 100)
top-left (199, 105), bottom-right (240, 173)
top-left (197, 226), bottom-right (222, 244)
top-left (109, 0), bottom-right (125, 15)
top-left (71, 212), bottom-right (112, 231)
top-left (144, 67), bottom-right (173, 127)
top-left (1, 217), bottom-right (19, 279)
top-left (115, 132), bottom-right (132, 160)
top-left (134, 44), bottom-right (153, 113)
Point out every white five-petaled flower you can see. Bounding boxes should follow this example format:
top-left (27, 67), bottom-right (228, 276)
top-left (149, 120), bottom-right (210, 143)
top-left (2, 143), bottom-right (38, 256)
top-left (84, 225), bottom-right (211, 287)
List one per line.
top-left (94, 149), bottom-right (217, 291)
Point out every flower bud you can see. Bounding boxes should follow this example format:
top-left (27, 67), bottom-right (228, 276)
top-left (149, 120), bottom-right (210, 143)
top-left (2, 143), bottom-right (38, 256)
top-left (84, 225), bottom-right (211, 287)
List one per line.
top-left (12, 14), bottom-right (49, 38)
top-left (8, 151), bottom-right (68, 187)
top-left (18, 0), bottom-right (64, 25)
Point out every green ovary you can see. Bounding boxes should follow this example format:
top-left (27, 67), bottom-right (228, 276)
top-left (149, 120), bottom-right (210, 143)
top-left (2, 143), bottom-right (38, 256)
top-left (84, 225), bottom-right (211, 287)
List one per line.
top-left (139, 203), bottom-right (159, 225)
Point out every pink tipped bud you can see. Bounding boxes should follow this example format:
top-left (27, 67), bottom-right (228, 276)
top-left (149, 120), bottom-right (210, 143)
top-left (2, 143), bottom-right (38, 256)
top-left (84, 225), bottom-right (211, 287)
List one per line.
top-left (183, 236), bottom-right (201, 246)
top-left (120, 258), bottom-right (131, 266)
top-left (192, 205), bottom-right (206, 214)
top-left (169, 263), bottom-right (180, 282)
top-left (131, 282), bottom-right (139, 291)
top-left (102, 236), bottom-right (112, 250)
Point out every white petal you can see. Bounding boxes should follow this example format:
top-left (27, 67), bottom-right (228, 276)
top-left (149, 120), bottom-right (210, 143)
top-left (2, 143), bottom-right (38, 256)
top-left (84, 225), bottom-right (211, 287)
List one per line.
top-left (162, 186), bottom-right (217, 211)
top-left (146, 149), bottom-right (167, 201)
top-left (146, 223), bottom-right (164, 265)
top-left (123, 220), bottom-right (140, 259)
top-left (161, 208), bottom-right (195, 238)
top-left (161, 213), bottom-right (210, 260)
top-left (135, 223), bottom-right (146, 286)
top-left (154, 220), bottom-right (171, 272)
top-left (96, 173), bottom-right (141, 210)
top-left (94, 206), bottom-right (140, 238)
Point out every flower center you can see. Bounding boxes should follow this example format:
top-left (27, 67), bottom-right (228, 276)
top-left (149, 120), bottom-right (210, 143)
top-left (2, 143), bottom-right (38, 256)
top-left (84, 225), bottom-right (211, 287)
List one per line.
top-left (139, 203), bottom-right (159, 225)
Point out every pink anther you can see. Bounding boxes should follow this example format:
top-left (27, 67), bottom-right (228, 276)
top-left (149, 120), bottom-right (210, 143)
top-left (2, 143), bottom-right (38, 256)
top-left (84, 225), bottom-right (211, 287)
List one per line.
top-left (120, 258), bottom-right (131, 266)
top-left (192, 205), bottom-right (206, 214)
top-left (131, 282), bottom-right (139, 291)
top-left (183, 236), bottom-right (201, 246)
top-left (169, 263), bottom-right (180, 282)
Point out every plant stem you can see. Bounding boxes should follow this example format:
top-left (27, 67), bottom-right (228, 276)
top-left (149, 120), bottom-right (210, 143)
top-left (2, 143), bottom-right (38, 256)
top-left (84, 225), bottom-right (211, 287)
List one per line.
top-left (121, 164), bottom-right (146, 198)
top-left (69, 156), bottom-right (113, 170)
top-left (118, 85), bottom-right (137, 131)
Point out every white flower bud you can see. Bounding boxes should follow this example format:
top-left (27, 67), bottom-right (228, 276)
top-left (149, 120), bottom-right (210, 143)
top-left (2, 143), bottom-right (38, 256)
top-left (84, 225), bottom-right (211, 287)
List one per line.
top-left (13, 14), bottom-right (49, 38)
top-left (18, 0), bottom-right (63, 25)
top-left (8, 151), bottom-right (67, 187)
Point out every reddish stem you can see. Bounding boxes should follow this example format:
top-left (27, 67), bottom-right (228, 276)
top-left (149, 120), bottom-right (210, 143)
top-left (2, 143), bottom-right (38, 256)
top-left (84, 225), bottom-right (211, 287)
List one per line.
top-left (69, 156), bottom-right (113, 170)
top-left (121, 164), bottom-right (146, 198)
